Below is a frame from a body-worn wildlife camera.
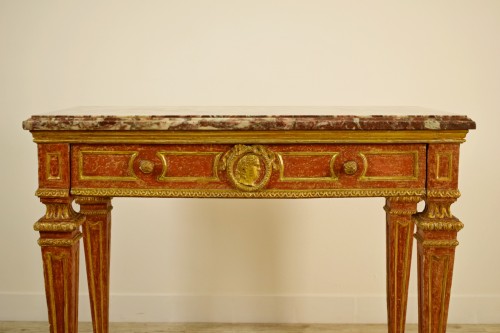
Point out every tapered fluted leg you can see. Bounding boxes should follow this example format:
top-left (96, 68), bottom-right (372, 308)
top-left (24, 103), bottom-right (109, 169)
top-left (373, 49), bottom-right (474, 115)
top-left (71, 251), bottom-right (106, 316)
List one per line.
top-left (415, 143), bottom-right (463, 333)
top-left (415, 196), bottom-right (462, 333)
top-left (385, 196), bottom-right (421, 333)
top-left (35, 196), bottom-right (84, 333)
top-left (76, 197), bottom-right (113, 333)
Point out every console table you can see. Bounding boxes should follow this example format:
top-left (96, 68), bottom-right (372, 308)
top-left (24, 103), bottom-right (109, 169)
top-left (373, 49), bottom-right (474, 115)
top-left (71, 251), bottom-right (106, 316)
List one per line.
top-left (23, 107), bottom-right (475, 333)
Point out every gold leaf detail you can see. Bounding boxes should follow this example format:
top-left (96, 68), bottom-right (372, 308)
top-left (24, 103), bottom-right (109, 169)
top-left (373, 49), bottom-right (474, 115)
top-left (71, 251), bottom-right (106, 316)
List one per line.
top-left (388, 196), bottom-right (423, 203)
top-left (44, 203), bottom-right (79, 220)
top-left (384, 206), bottom-right (417, 215)
top-left (36, 189), bottom-right (69, 198)
top-left (80, 209), bottom-right (112, 216)
top-left (221, 145), bottom-right (277, 192)
top-left (416, 220), bottom-right (464, 231)
top-left (427, 189), bottom-right (461, 198)
top-left (71, 188), bottom-right (426, 198)
top-left (38, 233), bottom-right (82, 247)
top-left (415, 238), bottom-right (459, 248)
top-left (75, 197), bottom-right (112, 204)
top-left (34, 219), bottom-right (84, 232)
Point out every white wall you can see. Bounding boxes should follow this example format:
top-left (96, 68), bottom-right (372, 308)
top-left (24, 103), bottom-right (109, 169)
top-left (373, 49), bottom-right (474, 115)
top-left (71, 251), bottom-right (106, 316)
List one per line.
top-left (1, 0), bottom-right (499, 324)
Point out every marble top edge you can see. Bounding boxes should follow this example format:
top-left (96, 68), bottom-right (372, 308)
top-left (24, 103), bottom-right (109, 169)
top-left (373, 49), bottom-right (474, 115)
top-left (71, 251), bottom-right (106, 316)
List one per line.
top-left (23, 106), bottom-right (476, 131)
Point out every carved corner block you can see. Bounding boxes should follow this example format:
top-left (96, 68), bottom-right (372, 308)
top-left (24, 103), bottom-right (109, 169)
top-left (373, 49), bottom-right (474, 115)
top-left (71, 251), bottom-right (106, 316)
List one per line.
top-left (35, 197), bottom-right (85, 242)
top-left (427, 144), bottom-right (460, 190)
top-left (37, 144), bottom-right (70, 190)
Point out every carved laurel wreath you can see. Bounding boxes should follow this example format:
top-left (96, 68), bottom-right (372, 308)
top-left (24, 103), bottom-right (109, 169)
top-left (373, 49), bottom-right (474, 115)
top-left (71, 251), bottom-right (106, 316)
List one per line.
top-left (220, 145), bottom-right (278, 192)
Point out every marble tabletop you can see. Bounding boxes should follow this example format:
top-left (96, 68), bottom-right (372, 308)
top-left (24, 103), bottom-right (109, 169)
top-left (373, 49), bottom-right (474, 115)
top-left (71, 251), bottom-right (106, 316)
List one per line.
top-left (22, 106), bottom-right (476, 131)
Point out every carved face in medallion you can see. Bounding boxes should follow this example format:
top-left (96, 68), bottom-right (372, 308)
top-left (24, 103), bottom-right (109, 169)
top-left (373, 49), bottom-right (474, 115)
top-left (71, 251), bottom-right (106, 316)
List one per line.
top-left (222, 144), bottom-right (276, 192)
top-left (234, 154), bottom-right (262, 186)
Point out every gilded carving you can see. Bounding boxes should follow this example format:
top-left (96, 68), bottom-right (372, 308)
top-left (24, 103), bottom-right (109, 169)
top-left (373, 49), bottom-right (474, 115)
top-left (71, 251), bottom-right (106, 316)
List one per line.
top-left (79, 209), bottom-right (112, 216)
top-left (427, 189), bottom-right (461, 199)
top-left (34, 220), bottom-right (83, 232)
top-left (44, 203), bottom-right (79, 220)
top-left (423, 201), bottom-right (454, 219)
top-left (36, 189), bottom-right (70, 198)
top-left (343, 160), bottom-right (357, 175)
top-left (383, 206), bottom-right (418, 216)
top-left (138, 160), bottom-right (155, 174)
top-left (414, 236), bottom-right (459, 248)
top-left (71, 187), bottom-right (426, 198)
top-left (75, 197), bottom-right (112, 204)
top-left (415, 220), bottom-right (464, 232)
top-left (24, 112), bottom-right (475, 333)
top-left (389, 196), bottom-right (422, 203)
top-left (76, 196), bottom-right (114, 216)
top-left (36, 198), bottom-right (86, 249)
top-left (220, 145), bottom-right (277, 192)
top-left (38, 233), bottom-right (82, 247)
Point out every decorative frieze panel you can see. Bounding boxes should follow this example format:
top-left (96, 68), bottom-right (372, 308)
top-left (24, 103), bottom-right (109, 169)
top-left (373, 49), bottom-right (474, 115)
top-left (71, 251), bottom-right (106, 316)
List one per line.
top-left (277, 152), bottom-right (339, 182)
top-left (71, 143), bottom-right (426, 197)
top-left (157, 151), bottom-right (222, 182)
top-left (359, 151), bottom-right (419, 181)
top-left (78, 150), bottom-right (139, 181)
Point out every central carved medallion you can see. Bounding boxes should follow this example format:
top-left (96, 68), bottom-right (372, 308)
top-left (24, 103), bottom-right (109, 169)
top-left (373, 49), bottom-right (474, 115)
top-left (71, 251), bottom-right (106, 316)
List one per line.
top-left (221, 145), bottom-right (277, 191)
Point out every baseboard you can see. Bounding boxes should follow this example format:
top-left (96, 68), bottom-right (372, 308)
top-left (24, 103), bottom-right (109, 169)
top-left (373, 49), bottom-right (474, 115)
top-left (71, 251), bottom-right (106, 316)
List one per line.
top-left (1, 293), bottom-right (498, 323)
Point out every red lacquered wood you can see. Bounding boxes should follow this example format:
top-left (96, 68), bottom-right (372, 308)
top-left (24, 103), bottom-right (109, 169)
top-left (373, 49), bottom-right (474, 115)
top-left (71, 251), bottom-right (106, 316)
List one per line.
top-left (415, 144), bottom-right (463, 333)
top-left (71, 144), bottom-right (426, 192)
top-left (24, 110), bottom-right (474, 333)
top-left (76, 197), bottom-right (113, 333)
top-left (37, 143), bottom-right (70, 190)
top-left (385, 196), bottom-right (420, 333)
top-left (36, 196), bottom-right (83, 333)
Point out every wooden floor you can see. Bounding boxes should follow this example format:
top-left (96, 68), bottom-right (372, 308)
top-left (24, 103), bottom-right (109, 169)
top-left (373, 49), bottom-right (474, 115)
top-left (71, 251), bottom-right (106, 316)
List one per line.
top-left (1, 322), bottom-right (499, 333)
